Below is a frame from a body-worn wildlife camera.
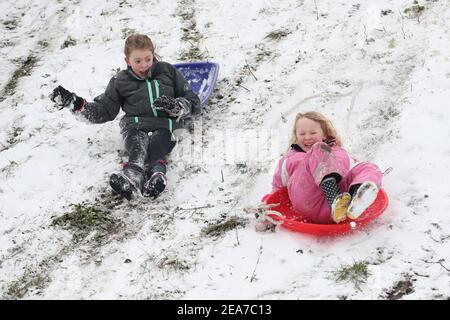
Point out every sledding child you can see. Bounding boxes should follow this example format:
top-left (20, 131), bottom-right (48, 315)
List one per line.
top-left (50, 34), bottom-right (200, 200)
top-left (271, 111), bottom-right (383, 224)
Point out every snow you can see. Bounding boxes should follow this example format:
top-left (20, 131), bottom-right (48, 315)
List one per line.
top-left (1, 0), bottom-right (449, 300)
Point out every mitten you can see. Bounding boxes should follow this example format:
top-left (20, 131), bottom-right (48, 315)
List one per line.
top-left (50, 85), bottom-right (85, 111)
top-left (153, 95), bottom-right (191, 119)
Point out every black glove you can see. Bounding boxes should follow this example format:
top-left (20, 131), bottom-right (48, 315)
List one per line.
top-left (153, 95), bottom-right (191, 119)
top-left (49, 85), bottom-right (85, 111)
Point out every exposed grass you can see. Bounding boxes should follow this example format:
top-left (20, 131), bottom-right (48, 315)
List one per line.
top-left (51, 202), bottom-right (122, 243)
top-left (61, 36), bottom-right (77, 49)
top-left (264, 29), bottom-right (292, 41)
top-left (1, 55), bottom-right (38, 102)
top-left (332, 261), bottom-right (371, 290)
top-left (121, 27), bottom-right (136, 39)
top-left (2, 246), bottom-right (73, 299)
top-left (157, 256), bottom-right (191, 271)
top-left (202, 216), bottom-right (248, 237)
top-left (37, 40), bottom-right (49, 48)
top-left (0, 160), bottom-right (19, 178)
top-left (179, 45), bottom-right (208, 61)
top-left (254, 44), bottom-right (274, 63)
top-left (4, 272), bottom-right (49, 300)
top-left (0, 39), bottom-right (15, 48)
top-left (0, 126), bottom-right (24, 152)
top-left (177, 0), bottom-right (209, 62)
top-left (6, 126), bottom-right (23, 145)
top-left (404, 0), bottom-right (425, 15)
top-left (379, 104), bottom-right (401, 121)
top-left (404, 0), bottom-right (425, 22)
top-left (3, 19), bottom-right (19, 30)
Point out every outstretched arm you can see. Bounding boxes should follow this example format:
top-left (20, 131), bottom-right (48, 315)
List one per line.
top-left (49, 77), bottom-right (122, 123)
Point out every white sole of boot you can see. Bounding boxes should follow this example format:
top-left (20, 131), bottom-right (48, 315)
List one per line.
top-left (347, 181), bottom-right (379, 220)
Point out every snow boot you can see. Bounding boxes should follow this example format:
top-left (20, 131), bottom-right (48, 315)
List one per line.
top-left (331, 192), bottom-right (351, 223)
top-left (142, 172), bottom-right (167, 199)
top-left (109, 164), bottom-right (144, 200)
top-left (320, 175), bottom-right (340, 206)
top-left (320, 174), bottom-right (351, 223)
top-left (347, 181), bottom-right (379, 220)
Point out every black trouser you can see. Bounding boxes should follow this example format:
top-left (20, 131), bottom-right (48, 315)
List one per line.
top-left (123, 128), bottom-right (176, 176)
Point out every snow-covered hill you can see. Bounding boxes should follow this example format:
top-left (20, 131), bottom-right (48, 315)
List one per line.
top-left (0, 0), bottom-right (449, 299)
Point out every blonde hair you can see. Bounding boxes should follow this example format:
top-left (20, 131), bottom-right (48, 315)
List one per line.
top-left (124, 34), bottom-right (160, 59)
top-left (288, 111), bottom-right (342, 148)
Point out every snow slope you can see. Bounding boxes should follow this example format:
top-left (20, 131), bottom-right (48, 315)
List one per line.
top-left (0, 0), bottom-right (449, 299)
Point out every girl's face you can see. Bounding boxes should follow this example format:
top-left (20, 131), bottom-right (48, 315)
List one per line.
top-left (125, 49), bottom-right (154, 78)
top-left (295, 117), bottom-right (326, 152)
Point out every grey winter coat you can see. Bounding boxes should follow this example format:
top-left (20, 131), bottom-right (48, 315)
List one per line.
top-left (80, 60), bottom-right (201, 133)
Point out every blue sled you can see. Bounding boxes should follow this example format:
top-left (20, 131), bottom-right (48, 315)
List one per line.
top-left (173, 62), bottom-right (219, 107)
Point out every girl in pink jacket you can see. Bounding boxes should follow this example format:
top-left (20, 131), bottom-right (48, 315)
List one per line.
top-left (271, 111), bottom-right (382, 224)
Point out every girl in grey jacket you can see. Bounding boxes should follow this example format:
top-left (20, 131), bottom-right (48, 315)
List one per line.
top-left (50, 34), bottom-right (200, 200)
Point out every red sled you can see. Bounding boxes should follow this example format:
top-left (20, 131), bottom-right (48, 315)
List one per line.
top-left (261, 187), bottom-right (389, 236)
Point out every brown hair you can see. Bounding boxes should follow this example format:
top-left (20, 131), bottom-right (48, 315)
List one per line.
top-left (288, 111), bottom-right (343, 148)
top-left (124, 34), bottom-right (160, 59)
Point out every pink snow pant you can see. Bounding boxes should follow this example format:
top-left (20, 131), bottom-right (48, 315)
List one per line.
top-left (288, 142), bottom-right (383, 224)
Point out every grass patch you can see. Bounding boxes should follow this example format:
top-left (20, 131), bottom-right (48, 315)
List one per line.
top-left (177, 1), bottom-right (209, 62)
top-left (121, 27), bottom-right (136, 39)
top-left (0, 126), bottom-right (24, 151)
top-left (404, 0), bottom-right (425, 22)
top-left (202, 216), bottom-right (248, 237)
top-left (332, 261), bottom-right (371, 290)
top-left (1, 160), bottom-right (19, 178)
top-left (37, 40), bottom-right (49, 48)
top-left (157, 256), bottom-right (191, 271)
top-left (404, 0), bottom-right (425, 15)
top-left (254, 44), bottom-right (273, 63)
top-left (264, 29), bottom-right (292, 41)
top-left (3, 19), bottom-right (19, 30)
top-left (379, 104), bottom-right (401, 121)
top-left (51, 202), bottom-right (122, 243)
top-left (6, 126), bottom-right (23, 145)
top-left (61, 36), bottom-right (77, 49)
top-left (179, 45), bottom-right (208, 61)
top-left (0, 39), bottom-right (14, 48)
top-left (1, 55), bottom-right (38, 102)
top-left (4, 272), bottom-right (49, 300)
top-left (2, 247), bottom-right (72, 299)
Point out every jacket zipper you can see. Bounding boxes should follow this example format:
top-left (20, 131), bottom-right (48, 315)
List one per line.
top-left (146, 79), bottom-right (159, 117)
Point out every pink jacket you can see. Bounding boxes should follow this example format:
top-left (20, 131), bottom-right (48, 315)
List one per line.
top-left (272, 142), bottom-right (382, 224)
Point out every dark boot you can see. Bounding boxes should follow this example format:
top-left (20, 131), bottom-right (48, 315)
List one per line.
top-left (320, 174), bottom-right (350, 223)
top-left (142, 161), bottom-right (167, 199)
top-left (109, 163), bottom-right (144, 200)
top-left (142, 172), bottom-right (167, 199)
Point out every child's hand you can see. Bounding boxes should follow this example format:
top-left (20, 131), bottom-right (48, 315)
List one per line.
top-left (49, 86), bottom-right (85, 111)
top-left (324, 137), bottom-right (337, 147)
top-left (154, 95), bottom-right (191, 119)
